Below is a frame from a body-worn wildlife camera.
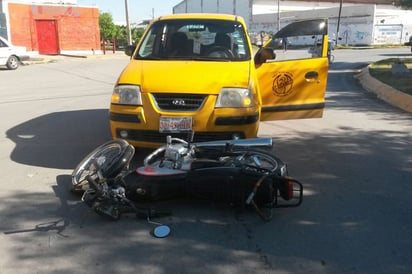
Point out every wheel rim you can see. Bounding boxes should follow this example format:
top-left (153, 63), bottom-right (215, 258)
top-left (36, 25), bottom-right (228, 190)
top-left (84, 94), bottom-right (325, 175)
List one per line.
top-left (235, 151), bottom-right (279, 173)
top-left (73, 142), bottom-right (126, 185)
top-left (8, 56), bottom-right (19, 69)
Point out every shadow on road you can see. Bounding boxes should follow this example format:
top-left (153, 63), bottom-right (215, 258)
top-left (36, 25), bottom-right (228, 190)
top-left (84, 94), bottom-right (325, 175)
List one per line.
top-left (6, 109), bottom-right (112, 169)
top-left (378, 53), bottom-right (412, 57)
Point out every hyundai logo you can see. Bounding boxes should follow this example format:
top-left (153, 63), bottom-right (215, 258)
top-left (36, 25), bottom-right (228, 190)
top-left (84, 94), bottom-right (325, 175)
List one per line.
top-left (172, 99), bottom-right (186, 106)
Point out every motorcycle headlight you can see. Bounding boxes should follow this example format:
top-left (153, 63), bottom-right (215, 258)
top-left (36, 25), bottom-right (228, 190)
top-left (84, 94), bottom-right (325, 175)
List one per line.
top-left (111, 85), bottom-right (142, 105)
top-left (215, 88), bottom-right (255, 108)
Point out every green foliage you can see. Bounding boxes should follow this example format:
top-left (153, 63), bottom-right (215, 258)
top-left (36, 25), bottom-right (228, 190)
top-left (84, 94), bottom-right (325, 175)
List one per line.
top-left (369, 58), bottom-right (412, 95)
top-left (99, 12), bottom-right (146, 47)
top-left (114, 25), bottom-right (127, 45)
top-left (396, 0), bottom-right (412, 9)
top-left (99, 12), bottom-right (116, 39)
top-left (132, 29), bottom-right (145, 45)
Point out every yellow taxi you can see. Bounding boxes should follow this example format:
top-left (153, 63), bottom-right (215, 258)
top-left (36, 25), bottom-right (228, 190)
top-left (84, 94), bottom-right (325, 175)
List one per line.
top-left (110, 13), bottom-right (329, 147)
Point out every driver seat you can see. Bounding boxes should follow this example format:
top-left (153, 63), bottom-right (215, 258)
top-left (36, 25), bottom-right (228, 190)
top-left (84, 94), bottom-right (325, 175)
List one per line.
top-left (208, 32), bottom-right (236, 58)
top-left (214, 33), bottom-right (232, 50)
top-left (169, 32), bottom-right (191, 56)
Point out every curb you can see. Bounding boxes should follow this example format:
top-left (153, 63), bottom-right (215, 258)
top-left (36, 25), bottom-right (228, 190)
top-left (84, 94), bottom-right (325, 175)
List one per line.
top-left (354, 66), bottom-right (412, 113)
top-left (22, 53), bottom-right (128, 65)
top-left (22, 58), bottom-right (55, 65)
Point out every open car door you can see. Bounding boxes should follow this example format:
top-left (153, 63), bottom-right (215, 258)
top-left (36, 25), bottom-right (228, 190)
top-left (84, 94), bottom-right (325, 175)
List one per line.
top-left (256, 19), bottom-right (329, 121)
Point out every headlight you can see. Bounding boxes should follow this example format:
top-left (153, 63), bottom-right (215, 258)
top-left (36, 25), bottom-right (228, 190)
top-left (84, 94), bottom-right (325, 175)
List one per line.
top-left (111, 85), bottom-right (142, 105)
top-left (215, 88), bottom-right (255, 108)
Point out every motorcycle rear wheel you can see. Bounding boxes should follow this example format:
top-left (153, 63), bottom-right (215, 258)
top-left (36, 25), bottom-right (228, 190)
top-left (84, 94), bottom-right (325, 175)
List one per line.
top-left (71, 139), bottom-right (134, 193)
top-left (229, 148), bottom-right (286, 175)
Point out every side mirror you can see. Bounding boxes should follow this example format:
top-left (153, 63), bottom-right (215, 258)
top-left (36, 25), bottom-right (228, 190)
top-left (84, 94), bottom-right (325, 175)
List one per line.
top-left (153, 225), bottom-right (171, 238)
top-left (125, 44), bottom-right (136, 56)
top-left (254, 47), bottom-right (276, 66)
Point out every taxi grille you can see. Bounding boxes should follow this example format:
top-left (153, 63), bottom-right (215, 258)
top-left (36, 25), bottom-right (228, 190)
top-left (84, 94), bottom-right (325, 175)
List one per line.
top-left (152, 94), bottom-right (207, 111)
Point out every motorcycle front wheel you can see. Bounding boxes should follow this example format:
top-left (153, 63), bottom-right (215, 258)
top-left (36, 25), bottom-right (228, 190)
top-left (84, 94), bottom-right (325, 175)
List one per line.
top-left (71, 139), bottom-right (134, 193)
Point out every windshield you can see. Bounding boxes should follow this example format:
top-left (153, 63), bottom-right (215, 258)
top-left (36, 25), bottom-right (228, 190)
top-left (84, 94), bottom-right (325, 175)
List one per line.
top-left (134, 19), bottom-right (251, 61)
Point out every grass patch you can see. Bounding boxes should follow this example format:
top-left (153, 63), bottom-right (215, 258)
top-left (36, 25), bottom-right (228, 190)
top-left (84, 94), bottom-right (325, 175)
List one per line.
top-left (369, 57), bottom-right (412, 95)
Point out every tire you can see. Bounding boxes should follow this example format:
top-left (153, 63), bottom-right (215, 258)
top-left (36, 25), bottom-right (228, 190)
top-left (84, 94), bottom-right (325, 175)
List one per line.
top-left (6, 55), bottom-right (20, 70)
top-left (228, 148), bottom-right (285, 207)
top-left (71, 139), bottom-right (134, 192)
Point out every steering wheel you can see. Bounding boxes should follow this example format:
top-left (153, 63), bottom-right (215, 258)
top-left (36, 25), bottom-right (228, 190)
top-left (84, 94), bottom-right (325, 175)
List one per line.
top-left (206, 46), bottom-right (234, 59)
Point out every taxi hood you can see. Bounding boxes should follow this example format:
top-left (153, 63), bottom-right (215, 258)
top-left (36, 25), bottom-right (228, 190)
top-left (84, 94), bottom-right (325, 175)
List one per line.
top-left (117, 60), bottom-right (252, 94)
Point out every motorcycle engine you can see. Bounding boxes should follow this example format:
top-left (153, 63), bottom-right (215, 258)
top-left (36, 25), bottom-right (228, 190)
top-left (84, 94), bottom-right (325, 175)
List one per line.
top-left (164, 143), bottom-right (189, 169)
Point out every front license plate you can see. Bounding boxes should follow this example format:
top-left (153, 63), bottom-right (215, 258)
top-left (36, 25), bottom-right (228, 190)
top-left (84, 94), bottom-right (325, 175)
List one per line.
top-left (159, 116), bottom-right (192, 132)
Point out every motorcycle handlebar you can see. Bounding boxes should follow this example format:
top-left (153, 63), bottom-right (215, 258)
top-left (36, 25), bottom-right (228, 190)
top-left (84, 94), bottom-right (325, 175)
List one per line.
top-left (144, 146), bottom-right (166, 166)
top-left (167, 135), bottom-right (188, 146)
top-left (85, 174), bottom-right (102, 194)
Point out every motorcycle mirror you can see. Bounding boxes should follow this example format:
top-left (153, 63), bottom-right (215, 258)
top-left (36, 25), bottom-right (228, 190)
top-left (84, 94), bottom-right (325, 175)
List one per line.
top-left (153, 225), bottom-right (171, 238)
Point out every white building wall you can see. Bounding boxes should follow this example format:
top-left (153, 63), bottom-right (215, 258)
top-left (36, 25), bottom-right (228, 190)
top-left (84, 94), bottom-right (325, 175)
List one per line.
top-left (188, 0), bottom-right (203, 13)
top-left (373, 7), bottom-right (412, 45)
top-left (173, 0), bottom-right (253, 27)
top-left (253, 0), bottom-right (342, 14)
top-left (204, 0), bottom-right (219, 13)
top-left (220, 0), bottom-right (234, 13)
top-left (173, 1), bottom-right (186, 13)
top-left (251, 5), bottom-right (376, 45)
top-left (173, 0), bottom-right (412, 46)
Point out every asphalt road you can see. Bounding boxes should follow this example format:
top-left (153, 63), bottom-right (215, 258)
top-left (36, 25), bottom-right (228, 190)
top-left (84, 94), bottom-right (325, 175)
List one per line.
top-left (0, 48), bottom-right (411, 274)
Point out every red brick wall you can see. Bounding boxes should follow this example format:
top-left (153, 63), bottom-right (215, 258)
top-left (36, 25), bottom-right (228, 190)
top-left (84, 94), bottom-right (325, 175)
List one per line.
top-left (8, 3), bottom-right (100, 52)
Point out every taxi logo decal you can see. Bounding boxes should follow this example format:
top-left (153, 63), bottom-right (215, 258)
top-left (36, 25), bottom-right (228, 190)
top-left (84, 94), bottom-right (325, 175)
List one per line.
top-left (272, 72), bottom-right (294, 97)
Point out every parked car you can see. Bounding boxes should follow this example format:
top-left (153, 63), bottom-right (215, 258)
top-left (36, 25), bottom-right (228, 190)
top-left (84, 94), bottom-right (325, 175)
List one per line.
top-left (0, 36), bottom-right (29, 70)
top-left (110, 14), bottom-right (329, 148)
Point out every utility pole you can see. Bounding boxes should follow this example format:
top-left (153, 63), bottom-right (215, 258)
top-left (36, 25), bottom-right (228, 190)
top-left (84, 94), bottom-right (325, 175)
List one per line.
top-left (277, 0), bottom-right (280, 32)
top-left (125, 0), bottom-right (132, 45)
top-left (336, 0), bottom-right (343, 46)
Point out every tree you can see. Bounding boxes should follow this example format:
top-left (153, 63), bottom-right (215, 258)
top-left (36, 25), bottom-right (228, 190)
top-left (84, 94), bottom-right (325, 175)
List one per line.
top-left (131, 28), bottom-right (145, 44)
top-left (99, 12), bottom-right (116, 40)
top-left (115, 25), bottom-right (127, 45)
top-left (396, 0), bottom-right (412, 9)
top-left (98, 12), bottom-right (146, 49)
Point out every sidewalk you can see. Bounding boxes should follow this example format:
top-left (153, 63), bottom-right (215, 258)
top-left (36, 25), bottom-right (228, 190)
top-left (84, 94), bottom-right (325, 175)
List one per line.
top-left (22, 51), bottom-right (128, 65)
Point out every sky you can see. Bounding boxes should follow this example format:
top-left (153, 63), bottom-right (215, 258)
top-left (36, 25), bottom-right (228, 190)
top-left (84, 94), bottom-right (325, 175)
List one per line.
top-left (77, 0), bottom-right (183, 24)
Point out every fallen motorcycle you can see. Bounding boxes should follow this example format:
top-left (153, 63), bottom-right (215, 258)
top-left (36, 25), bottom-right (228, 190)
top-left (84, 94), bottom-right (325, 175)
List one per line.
top-left (71, 136), bottom-right (303, 237)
